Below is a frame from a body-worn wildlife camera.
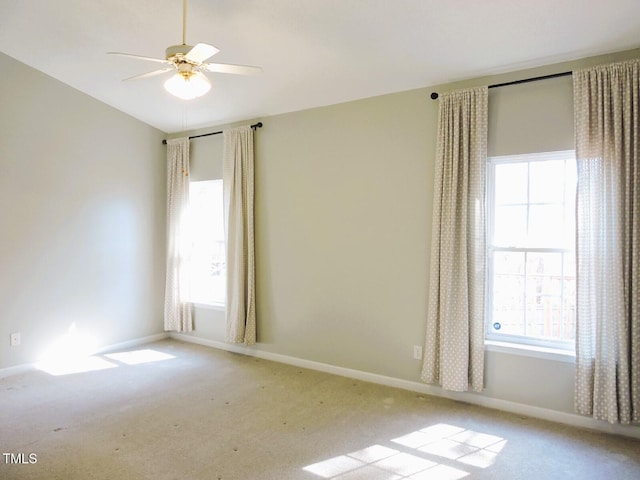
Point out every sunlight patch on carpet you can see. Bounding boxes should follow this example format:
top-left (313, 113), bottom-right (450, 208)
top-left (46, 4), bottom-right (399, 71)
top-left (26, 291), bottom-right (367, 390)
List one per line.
top-left (35, 324), bottom-right (176, 377)
top-left (35, 355), bottom-right (118, 376)
top-left (105, 349), bottom-right (176, 365)
top-left (303, 422), bottom-right (507, 479)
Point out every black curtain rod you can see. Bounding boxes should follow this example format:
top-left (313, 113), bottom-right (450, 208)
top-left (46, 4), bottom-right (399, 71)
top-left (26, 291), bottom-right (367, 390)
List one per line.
top-left (162, 121), bottom-right (263, 144)
top-left (429, 71), bottom-right (572, 100)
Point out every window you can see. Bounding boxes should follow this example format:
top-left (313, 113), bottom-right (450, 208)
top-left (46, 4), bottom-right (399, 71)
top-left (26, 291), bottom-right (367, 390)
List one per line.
top-left (188, 180), bottom-right (226, 307)
top-left (486, 151), bottom-right (576, 350)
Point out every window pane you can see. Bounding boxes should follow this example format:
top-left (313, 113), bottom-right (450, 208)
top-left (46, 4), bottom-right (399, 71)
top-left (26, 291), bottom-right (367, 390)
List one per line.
top-left (189, 180), bottom-right (226, 305)
top-left (492, 274), bottom-right (525, 336)
top-left (526, 252), bottom-right (562, 276)
top-left (529, 160), bottom-right (565, 203)
top-left (525, 252), bottom-right (561, 338)
top-left (528, 205), bottom-right (564, 247)
top-left (491, 252), bottom-right (525, 335)
top-left (494, 205), bottom-right (527, 246)
top-left (522, 252), bottom-right (576, 342)
top-left (494, 162), bottom-right (527, 204)
top-left (493, 251), bottom-right (525, 274)
top-left (561, 254), bottom-right (577, 341)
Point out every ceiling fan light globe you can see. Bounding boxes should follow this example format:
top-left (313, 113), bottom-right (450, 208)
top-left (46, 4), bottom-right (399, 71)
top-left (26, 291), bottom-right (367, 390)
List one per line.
top-left (164, 71), bottom-right (211, 100)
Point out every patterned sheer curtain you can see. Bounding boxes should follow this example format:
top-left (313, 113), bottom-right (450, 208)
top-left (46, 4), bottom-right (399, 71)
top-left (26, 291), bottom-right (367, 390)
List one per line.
top-left (421, 87), bottom-right (488, 392)
top-left (573, 59), bottom-right (640, 424)
top-left (223, 126), bottom-right (256, 345)
top-left (164, 138), bottom-right (193, 332)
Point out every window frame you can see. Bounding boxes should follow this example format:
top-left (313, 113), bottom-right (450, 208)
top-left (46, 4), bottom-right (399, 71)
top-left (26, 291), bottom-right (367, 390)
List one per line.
top-left (485, 150), bottom-right (576, 352)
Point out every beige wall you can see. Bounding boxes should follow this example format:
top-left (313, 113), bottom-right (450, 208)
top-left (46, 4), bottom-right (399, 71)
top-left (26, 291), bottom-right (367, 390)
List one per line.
top-left (175, 47), bottom-right (640, 420)
top-left (489, 74), bottom-right (574, 156)
top-left (179, 89), bottom-right (434, 382)
top-left (0, 53), bottom-right (167, 369)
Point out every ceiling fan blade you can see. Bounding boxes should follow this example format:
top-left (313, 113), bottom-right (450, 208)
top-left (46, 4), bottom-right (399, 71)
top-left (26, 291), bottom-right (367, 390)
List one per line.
top-left (202, 62), bottom-right (262, 75)
top-left (123, 68), bottom-right (174, 81)
top-left (186, 43), bottom-right (219, 63)
top-left (108, 52), bottom-right (171, 64)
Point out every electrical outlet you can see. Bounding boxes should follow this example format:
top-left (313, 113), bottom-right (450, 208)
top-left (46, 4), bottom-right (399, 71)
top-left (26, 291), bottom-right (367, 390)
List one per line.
top-left (10, 332), bottom-right (21, 347)
top-left (413, 345), bottom-right (422, 360)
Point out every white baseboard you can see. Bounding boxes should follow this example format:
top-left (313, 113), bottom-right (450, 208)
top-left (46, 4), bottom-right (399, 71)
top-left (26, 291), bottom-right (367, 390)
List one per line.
top-left (0, 332), bottom-right (170, 379)
top-left (170, 333), bottom-right (640, 440)
top-left (0, 362), bottom-right (36, 379)
top-left (93, 332), bottom-right (170, 354)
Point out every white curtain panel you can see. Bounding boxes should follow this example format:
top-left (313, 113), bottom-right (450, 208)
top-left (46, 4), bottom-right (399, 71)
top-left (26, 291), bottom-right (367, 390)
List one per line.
top-left (421, 87), bottom-right (488, 392)
top-left (573, 59), bottom-right (640, 424)
top-left (223, 126), bottom-right (256, 345)
top-left (164, 138), bottom-right (193, 332)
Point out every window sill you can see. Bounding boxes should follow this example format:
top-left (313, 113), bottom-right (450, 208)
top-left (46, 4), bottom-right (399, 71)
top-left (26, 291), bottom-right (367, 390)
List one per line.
top-left (191, 302), bottom-right (225, 312)
top-left (485, 340), bottom-right (575, 363)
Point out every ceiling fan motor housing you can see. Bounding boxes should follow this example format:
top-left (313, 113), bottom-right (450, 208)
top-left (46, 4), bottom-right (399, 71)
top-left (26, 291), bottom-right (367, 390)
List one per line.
top-left (166, 44), bottom-right (194, 62)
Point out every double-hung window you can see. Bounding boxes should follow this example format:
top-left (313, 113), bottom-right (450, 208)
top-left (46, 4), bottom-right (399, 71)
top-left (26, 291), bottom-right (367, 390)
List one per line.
top-left (486, 151), bottom-right (576, 350)
top-left (188, 179), bottom-right (226, 307)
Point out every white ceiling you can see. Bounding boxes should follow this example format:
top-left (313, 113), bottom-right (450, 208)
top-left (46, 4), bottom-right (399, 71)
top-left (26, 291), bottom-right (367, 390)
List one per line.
top-left (1, 0), bottom-right (640, 134)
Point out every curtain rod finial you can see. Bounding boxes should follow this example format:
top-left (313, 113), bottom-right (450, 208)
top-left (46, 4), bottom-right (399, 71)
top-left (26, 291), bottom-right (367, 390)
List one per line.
top-left (430, 92), bottom-right (439, 100)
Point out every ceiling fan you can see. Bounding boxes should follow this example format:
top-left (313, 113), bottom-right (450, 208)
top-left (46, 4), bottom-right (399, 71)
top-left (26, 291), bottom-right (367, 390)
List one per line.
top-left (108, 0), bottom-right (262, 100)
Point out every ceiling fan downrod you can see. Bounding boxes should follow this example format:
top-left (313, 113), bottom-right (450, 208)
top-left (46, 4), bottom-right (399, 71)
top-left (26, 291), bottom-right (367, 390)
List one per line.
top-left (182, 0), bottom-right (187, 45)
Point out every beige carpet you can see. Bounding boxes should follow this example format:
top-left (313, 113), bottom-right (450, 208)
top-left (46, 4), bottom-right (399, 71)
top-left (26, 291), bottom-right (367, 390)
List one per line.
top-left (1, 339), bottom-right (639, 480)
